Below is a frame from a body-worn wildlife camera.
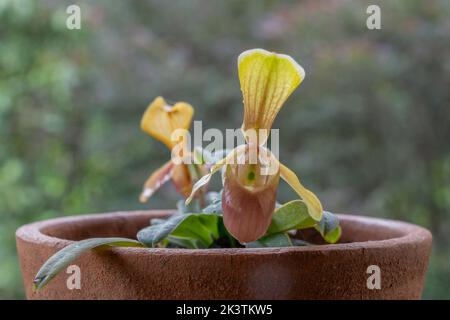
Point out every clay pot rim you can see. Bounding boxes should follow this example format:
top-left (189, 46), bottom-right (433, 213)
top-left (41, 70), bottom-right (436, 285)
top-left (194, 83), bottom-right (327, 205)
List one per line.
top-left (16, 210), bottom-right (432, 256)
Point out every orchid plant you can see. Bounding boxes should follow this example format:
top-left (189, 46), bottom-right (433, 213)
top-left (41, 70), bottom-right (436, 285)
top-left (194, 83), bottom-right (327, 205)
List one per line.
top-left (32, 49), bottom-right (341, 291)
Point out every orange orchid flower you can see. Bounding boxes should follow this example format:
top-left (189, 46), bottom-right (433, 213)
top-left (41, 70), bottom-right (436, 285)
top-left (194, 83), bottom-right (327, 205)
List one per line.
top-left (139, 96), bottom-right (196, 202)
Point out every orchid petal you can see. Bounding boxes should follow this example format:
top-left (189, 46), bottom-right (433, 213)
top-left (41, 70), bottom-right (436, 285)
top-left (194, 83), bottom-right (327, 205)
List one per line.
top-left (238, 49), bottom-right (305, 143)
top-left (222, 164), bottom-right (280, 243)
top-left (279, 162), bottom-right (323, 221)
top-left (185, 145), bottom-right (245, 204)
top-left (171, 164), bottom-right (193, 197)
top-left (141, 96), bottom-right (194, 149)
top-left (139, 161), bottom-right (174, 203)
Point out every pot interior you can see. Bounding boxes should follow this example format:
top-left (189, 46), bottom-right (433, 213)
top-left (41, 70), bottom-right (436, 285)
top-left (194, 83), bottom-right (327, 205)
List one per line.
top-left (39, 211), bottom-right (407, 246)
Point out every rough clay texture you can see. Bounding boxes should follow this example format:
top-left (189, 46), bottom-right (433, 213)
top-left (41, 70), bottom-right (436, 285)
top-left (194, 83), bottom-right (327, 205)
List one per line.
top-left (16, 210), bottom-right (432, 300)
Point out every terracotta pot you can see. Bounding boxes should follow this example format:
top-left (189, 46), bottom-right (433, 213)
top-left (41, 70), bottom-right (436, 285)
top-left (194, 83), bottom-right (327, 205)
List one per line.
top-left (16, 210), bottom-right (432, 300)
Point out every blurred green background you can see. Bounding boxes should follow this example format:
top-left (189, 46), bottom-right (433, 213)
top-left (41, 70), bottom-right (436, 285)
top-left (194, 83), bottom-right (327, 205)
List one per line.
top-left (1, 0), bottom-right (449, 299)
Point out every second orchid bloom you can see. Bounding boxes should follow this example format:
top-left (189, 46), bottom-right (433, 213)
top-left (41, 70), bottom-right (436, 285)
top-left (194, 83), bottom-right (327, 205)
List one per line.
top-left (140, 97), bottom-right (201, 202)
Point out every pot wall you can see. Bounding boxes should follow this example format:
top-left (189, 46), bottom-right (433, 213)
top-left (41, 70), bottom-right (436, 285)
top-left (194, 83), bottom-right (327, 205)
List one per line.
top-left (16, 211), bottom-right (432, 300)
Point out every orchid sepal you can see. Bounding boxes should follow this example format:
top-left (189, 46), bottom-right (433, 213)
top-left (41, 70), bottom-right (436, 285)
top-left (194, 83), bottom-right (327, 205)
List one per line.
top-left (238, 48), bottom-right (305, 144)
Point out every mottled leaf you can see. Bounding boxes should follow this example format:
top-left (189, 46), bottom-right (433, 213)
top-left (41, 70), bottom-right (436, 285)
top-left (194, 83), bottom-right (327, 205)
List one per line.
top-left (315, 211), bottom-right (341, 244)
top-left (267, 200), bottom-right (316, 234)
top-left (33, 237), bottom-right (142, 292)
top-left (246, 233), bottom-right (292, 248)
top-left (137, 213), bottom-right (220, 248)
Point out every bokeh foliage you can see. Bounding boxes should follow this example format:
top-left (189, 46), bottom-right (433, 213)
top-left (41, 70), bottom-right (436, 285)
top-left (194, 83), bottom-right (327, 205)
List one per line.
top-left (1, 0), bottom-right (449, 298)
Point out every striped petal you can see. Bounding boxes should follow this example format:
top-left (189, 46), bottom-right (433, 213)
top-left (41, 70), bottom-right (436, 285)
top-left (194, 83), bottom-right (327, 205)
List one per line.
top-left (238, 49), bottom-right (305, 144)
top-left (141, 96), bottom-right (194, 149)
top-left (279, 162), bottom-right (323, 221)
top-left (185, 145), bottom-right (246, 204)
top-left (139, 161), bottom-right (174, 203)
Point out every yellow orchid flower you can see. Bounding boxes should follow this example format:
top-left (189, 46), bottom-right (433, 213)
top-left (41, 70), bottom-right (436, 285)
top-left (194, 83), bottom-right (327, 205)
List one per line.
top-left (139, 96), bottom-right (197, 202)
top-left (187, 48), bottom-right (323, 243)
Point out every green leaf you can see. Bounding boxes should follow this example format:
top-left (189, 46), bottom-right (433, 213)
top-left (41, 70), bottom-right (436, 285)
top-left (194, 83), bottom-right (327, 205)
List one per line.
top-left (322, 225), bottom-right (342, 244)
top-left (176, 198), bottom-right (200, 214)
top-left (149, 218), bottom-right (166, 225)
top-left (171, 214), bottom-right (220, 247)
top-left (137, 213), bottom-right (220, 248)
top-left (166, 236), bottom-right (203, 249)
top-left (265, 200), bottom-right (341, 245)
top-left (138, 214), bottom-right (188, 247)
top-left (202, 190), bottom-right (223, 215)
top-left (202, 197), bottom-right (222, 214)
top-left (246, 233), bottom-right (292, 248)
top-left (205, 191), bottom-right (222, 204)
top-left (217, 217), bottom-right (238, 247)
top-left (315, 211), bottom-right (341, 244)
top-left (33, 237), bottom-right (142, 292)
top-left (267, 200), bottom-right (316, 234)
top-left (291, 239), bottom-right (312, 246)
